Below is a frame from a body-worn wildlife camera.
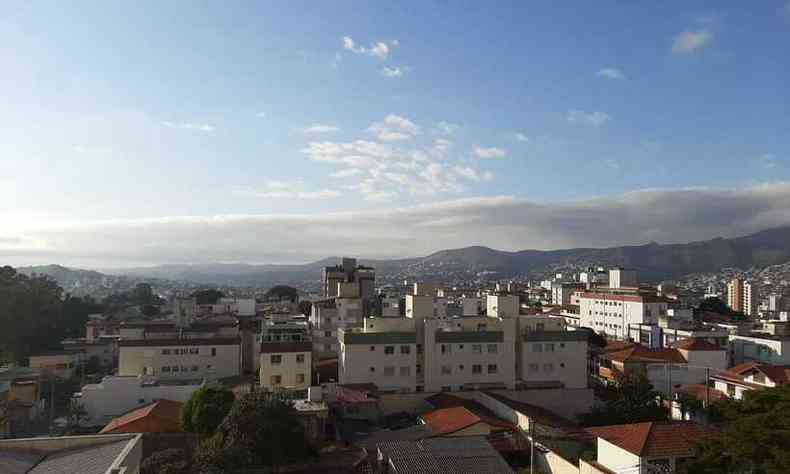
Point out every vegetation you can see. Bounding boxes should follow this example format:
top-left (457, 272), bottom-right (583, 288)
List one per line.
top-left (680, 385), bottom-right (790, 473)
top-left (141, 448), bottom-right (192, 474)
top-left (579, 373), bottom-right (668, 426)
top-left (194, 392), bottom-right (316, 472)
top-left (0, 266), bottom-right (100, 364)
top-left (192, 289), bottom-right (224, 305)
top-left (298, 300), bottom-right (312, 316)
top-left (696, 297), bottom-right (746, 319)
top-left (265, 285), bottom-right (299, 302)
top-left (181, 386), bottom-right (235, 436)
top-left (103, 282), bottom-right (164, 308)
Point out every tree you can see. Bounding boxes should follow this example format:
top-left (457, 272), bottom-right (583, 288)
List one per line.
top-left (194, 393), bottom-right (316, 472)
top-left (192, 289), bottom-right (224, 305)
top-left (680, 385), bottom-right (790, 473)
top-left (181, 387), bottom-right (235, 436)
top-left (579, 372), bottom-right (668, 426)
top-left (696, 297), bottom-right (745, 319)
top-left (140, 304), bottom-right (161, 317)
top-left (298, 300), bottom-right (312, 317)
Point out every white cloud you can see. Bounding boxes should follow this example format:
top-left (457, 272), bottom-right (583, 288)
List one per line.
top-left (233, 181), bottom-right (341, 200)
top-left (342, 36), bottom-right (397, 59)
top-left (330, 168), bottom-right (363, 178)
top-left (596, 67), bottom-right (626, 80)
top-left (162, 121), bottom-right (215, 132)
top-left (759, 153), bottom-right (778, 170)
top-left (10, 184), bottom-right (790, 265)
top-left (453, 166), bottom-right (494, 182)
top-left (433, 138), bottom-right (453, 154)
top-left (301, 124), bottom-right (340, 134)
top-left (514, 133), bottom-right (529, 142)
top-left (436, 122), bottom-right (459, 135)
top-left (381, 66), bottom-right (406, 78)
top-left (567, 110), bottom-right (611, 126)
top-left (367, 114), bottom-right (420, 141)
top-left (604, 159), bottom-right (620, 170)
top-left (672, 29), bottom-right (712, 54)
top-left (256, 112), bottom-right (266, 118)
top-left (473, 146), bottom-right (507, 159)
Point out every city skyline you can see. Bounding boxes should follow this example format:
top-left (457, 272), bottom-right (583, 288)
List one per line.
top-left (3, 1), bottom-right (790, 266)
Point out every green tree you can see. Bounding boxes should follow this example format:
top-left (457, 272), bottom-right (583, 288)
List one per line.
top-left (298, 300), bottom-right (312, 317)
top-left (696, 297), bottom-right (746, 319)
top-left (579, 372), bottom-right (668, 426)
top-left (680, 385), bottom-right (790, 474)
top-left (192, 289), bottom-right (224, 305)
top-left (181, 387), bottom-right (235, 436)
top-left (141, 448), bottom-right (191, 474)
top-left (194, 393), bottom-right (316, 472)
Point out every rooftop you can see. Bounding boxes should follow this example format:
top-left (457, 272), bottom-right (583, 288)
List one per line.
top-left (587, 421), bottom-right (716, 458)
top-left (100, 399), bottom-right (183, 434)
top-left (671, 338), bottom-right (725, 351)
top-left (119, 337), bottom-right (240, 347)
top-left (377, 436), bottom-right (513, 474)
top-left (0, 434), bottom-right (140, 474)
top-left (420, 406), bottom-right (514, 436)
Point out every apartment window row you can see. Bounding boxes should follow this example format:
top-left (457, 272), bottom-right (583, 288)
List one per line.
top-left (592, 300), bottom-right (623, 306)
top-left (441, 343), bottom-right (498, 354)
top-left (270, 353), bottom-right (307, 365)
top-left (161, 365), bottom-right (202, 373)
top-left (527, 362), bottom-right (563, 373)
top-left (161, 347), bottom-right (200, 355)
top-left (380, 345), bottom-right (412, 354)
top-left (370, 366), bottom-right (411, 376)
top-left (441, 364), bottom-right (497, 375)
top-left (270, 373), bottom-right (306, 385)
top-left (531, 343), bottom-right (565, 352)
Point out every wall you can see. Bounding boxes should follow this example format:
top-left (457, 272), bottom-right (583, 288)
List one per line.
top-left (259, 350), bottom-right (312, 391)
top-left (118, 343), bottom-right (239, 380)
top-left (521, 338), bottom-right (588, 389)
top-left (339, 341), bottom-right (417, 392)
top-left (484, 388), bottom-right (597, 419)
top-left (535, 447), bottom-right (582, 474)
top-left (595, 438), bottom-right (641, 473)
top-left (79, 376), bottom-right (202, 427)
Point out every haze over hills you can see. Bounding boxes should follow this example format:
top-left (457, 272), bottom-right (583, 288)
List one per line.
top-left (14, 226), bottom-right (790, 289)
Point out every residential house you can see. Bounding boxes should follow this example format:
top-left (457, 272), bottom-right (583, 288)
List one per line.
top-left (711, 362), bottom-right (790, 400)
top-left (99, 399), bottom-right (183, 434)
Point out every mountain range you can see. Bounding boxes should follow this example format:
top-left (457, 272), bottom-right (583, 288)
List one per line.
top-left (16, 226), bottom-right (790, 289)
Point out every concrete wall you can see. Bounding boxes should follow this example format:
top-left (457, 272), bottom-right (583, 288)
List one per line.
top-left (339, 341), bottom-right (417, 392)
top-left (521, 338), bottom-right (588, 389)
top-left (484, 388), bottom-right (597, 419)
top-left (535, 447), bottom-right (582, 474)
top-left (259, 350), bottom-right (312, 391)
top-left (596, 438), bottom-right (641, 473)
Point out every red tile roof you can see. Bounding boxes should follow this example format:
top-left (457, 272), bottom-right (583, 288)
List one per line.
top-left (424, 393), bottom-right (500, 420)
top-left (587, 422), bottom-right (716, 458)
top-left (675, 384), bottom-right (728, 403)
top-left (335, 384), bottom-right (377, 403)
top-left (100, 399), bottom-right (183, 434)
top-left (672, 338), bottom-right (724, 351)
top-left (421, 406), bottom-right (514, 436)
top-left (603, 346), bottom-right (687, 364)
top-left (603, 341), bottom-right (636, 353)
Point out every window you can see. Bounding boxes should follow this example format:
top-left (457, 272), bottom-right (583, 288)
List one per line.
top-left (181, 366), bottom-right (188, 372)
top-left (472, 344), bottom-right (482, 353)
top-left (441, 344), bottom-right (448, 354)
top-left (458, 364), bottom-right (464, 371)
top-left (400, 366), bottom-right (410, 376)
top-left (324, 331), bottom-right (331, 337)
top-left (270, 355), bottom-right (282, 365)
top-left (385, 346), bottom-right (395, 355)
top-left (417, 344), bottom-right (423, 354)
top-left (441, 386), bottom-right (451, 392)
top-left (458, 344), bottom-right (464, 350)
top-left (138, 399), bottom-right (145, 404)
top-left (189, 348), bottom-right (199, 354)
top-left (211, 348), bottom-right (217, 357)
top-left (296, 354), bottom-right (305, 363)
top-left (532, 344), bottom-right (543, 352)
top-left (400, 346), bottom-right (411, 354)
top-left (369, 367), bottom-right (375, 373)
top-left (560, 363), bottom-right (565, 368)
top-left (528, 363), bottom-right (539, 372)
top-left (441, 365), bottom-right (451, 375)
top-left (416, 364), bottom-right (422, 374)
top-left (753, 372), bottom-right (766, 384)
top-left (162, 349), bottom-right (171, 355)
top-left (487, 364), bottom-right (498, 374)
top-left (271, 375), bottom-right (282, 385)
top-left (192, 365), bottom-right (199, 372)
top-left (161, 366), bottom-right (171, 372)
top-left (172, 366), bottom-right (180, 372)
top-left (370, 346), bottom-right (376, 351)
top-left (536, 323), bottom-right (545, 331)
top-left (206, 365), bottom-right (212, 370)
top-left (296, 374), bottom-right (305, 384)
top-left (472, 364), bottom-right (482, 374)
top-left (383, 366), bottom-right (395, 376)
top-left (487, 344), bottom-right (498, 353)
top-left (543, 363), bottom-right (554, 372)
top-left (545, 343), bottom-right (555, 352)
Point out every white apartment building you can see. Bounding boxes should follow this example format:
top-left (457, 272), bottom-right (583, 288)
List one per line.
top-left (578, 292), bottom-right (669, 339)
top-left (118, 338), bottom-right (241, 380)
top-left (405, 294), bottom-right (448, 320)
top-left (422, 317), bottom-right (517, 392)
top-left (75, 375), bottom-right (203, 427)
top-left (551, 282), bottom-right (585, 306)
top-left (310, 297), bottom-right (364, 358)
top-left (608, 268), bottom-right (638, 289)
top-left (727, 278), bottom-right (758, 316)
top-left (486, 294), bottom-right (520, 318)
top-left (380, 296), bottom-right (402, 317)
top-left (520, 331), bottom-right (589, 389)
top-left (338, 318), bottom-right (417, 392)
top-left (28, 352), bottom-right (84, 380)
top-left (461, 297), bottom-right (484, 317)
top-left (259, 341), bottom-right (312, 391)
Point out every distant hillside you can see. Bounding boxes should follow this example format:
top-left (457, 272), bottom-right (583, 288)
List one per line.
top-left (104, 226), bottom-right (790, 286)
top-left (16, 264), bottom-right (108, 291)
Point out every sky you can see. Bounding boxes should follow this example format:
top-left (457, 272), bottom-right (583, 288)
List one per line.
top-left (2, 1), bottom-right (790, 267)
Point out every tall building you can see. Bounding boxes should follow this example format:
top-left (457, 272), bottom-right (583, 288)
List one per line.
top-left (321, 257), bottom-right (375, 303)
top-left (728, 278), bottom-right (757, 316)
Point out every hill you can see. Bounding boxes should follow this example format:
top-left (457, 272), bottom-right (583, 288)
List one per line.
top-left (103, 226), bottom-right (790, 287)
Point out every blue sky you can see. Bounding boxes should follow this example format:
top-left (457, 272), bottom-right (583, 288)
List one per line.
top-left (2, 1), bottom-right (790, 266)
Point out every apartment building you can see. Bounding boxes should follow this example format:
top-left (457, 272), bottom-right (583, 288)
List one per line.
top-left (28, 352), bottom-right (83, 379)
top-left (486, 294), bottom-right (520, 318)
top-left (551, 282), bottom-right (585, 306)
top-left (578, 291), bottom-right (670, 339)
top-left (338, 318), bottom-right (417, 392)
top-left (321, 257), bottom-right (375, 305)
top-left (118, 338), bottom-right (241, 380)
top-left (405, 294), bottom-right (448, 320)
top-left (727, 278), bottom-right (758, 316)
top-left (520, 331), bottom-right (589, 389)
top-left (462, 297), bottom-right (484, 317)
top-left (310, 296), bottom-right (364, 358)
top-left (711, 362), bottom-right (790, 400)
top-left (259, 341), bottom-right (312, 391)
top-left (422, 317), bottom-right (517, 392)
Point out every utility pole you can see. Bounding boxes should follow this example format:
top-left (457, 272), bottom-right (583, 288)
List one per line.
top-left (529, 418), bottom-right (535, 474)
top-left (48, 375), bottom-right (55, 436)
top-left (705, 367), bottom-right (711, 410)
